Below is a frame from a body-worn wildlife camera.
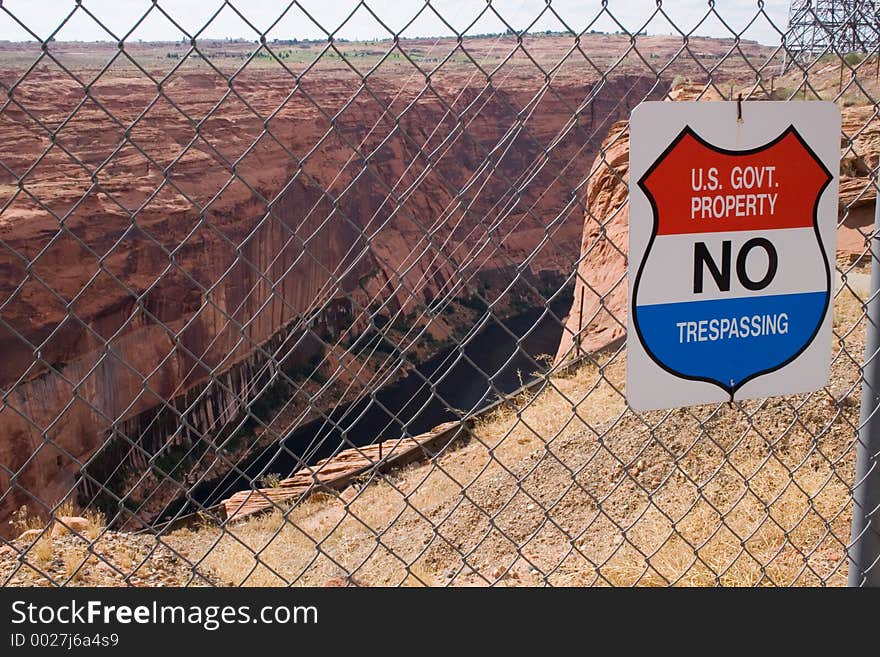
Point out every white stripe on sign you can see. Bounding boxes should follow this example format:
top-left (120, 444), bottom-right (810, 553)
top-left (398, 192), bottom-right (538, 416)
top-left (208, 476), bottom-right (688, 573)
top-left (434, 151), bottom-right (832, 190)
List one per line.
top-left (635, 227), bottom-right (827, 306)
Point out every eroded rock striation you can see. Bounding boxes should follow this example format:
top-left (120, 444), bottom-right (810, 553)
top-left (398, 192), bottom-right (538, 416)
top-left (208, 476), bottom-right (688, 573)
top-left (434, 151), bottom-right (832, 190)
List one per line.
top-left (0, 62), bottom-right (662, 532)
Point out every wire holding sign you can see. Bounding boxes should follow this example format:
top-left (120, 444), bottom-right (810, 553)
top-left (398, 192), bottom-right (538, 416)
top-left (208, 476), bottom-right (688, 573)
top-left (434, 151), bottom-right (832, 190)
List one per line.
top-left (627, 102), bottom-right (840, 411)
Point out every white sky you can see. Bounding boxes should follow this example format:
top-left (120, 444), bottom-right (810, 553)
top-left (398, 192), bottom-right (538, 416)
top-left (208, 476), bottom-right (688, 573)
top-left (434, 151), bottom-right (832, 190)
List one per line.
top-left (0, 1), bottom-right (792, 45)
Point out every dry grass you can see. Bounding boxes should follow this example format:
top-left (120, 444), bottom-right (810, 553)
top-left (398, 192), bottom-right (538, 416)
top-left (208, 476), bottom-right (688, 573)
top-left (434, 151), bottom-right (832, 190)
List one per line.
top-left (161, 269), bottom-right (866, 587)
top-left (81, 510), bottom-right (107, 541)
top-left (55, 501), bottom-right (103, 540)
top-left (3, 271), bottom-right (864, 587)
top-left (9, 497), bottom-right (106, 541)
top-left (31, 536), bottom-right (54, 565)
top-left (7, 505), bottom-right (44, 536)
top-left (62, 548), bottom-right (86, 584)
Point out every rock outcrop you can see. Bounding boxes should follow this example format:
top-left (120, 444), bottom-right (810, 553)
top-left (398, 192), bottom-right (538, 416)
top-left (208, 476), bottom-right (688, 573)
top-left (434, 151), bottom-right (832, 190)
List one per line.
top-left (555, 120), bottom-right (631, 362)
top-left (838, 105), bottom-right (880, 255)
top-left (222, 420), bottom-right (465, 522)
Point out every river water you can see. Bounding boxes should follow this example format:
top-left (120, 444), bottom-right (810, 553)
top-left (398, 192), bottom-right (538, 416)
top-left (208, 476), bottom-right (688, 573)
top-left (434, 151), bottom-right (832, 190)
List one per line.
top-left (159, 295), bottom-right (571, 521)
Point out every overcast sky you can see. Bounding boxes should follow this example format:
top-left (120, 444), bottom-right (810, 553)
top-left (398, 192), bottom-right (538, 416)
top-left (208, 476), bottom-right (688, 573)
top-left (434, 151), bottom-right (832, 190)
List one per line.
top-left (0, 1), bottom-right (792, 45)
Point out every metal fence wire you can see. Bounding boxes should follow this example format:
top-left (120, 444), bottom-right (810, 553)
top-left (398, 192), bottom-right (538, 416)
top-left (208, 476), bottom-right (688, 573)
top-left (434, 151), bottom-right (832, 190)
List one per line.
top-left (0, 0), bottom-right (879, 587)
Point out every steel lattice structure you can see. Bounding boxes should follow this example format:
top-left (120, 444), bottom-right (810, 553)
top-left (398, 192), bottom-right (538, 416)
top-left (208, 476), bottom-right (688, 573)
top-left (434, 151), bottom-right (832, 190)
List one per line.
top-left (786, 0), bottom-right (880, 59)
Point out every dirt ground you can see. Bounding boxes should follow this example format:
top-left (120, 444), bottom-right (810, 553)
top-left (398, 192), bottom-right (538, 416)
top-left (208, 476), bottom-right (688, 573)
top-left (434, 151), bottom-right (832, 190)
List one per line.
top-left (161, 274), bottom-right (865, 587)
top-left (4, 263), bottom-right (862, 587)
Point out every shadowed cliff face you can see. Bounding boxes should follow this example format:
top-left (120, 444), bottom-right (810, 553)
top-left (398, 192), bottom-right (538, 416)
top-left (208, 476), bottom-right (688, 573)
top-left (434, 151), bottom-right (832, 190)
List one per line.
top-left (0, 63), bottom-right (664, 531)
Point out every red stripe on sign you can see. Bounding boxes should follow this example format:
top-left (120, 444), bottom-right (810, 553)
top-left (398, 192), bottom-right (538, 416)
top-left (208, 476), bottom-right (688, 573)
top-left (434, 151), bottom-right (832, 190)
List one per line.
top-left (639, 127), bottom-right (831, 236)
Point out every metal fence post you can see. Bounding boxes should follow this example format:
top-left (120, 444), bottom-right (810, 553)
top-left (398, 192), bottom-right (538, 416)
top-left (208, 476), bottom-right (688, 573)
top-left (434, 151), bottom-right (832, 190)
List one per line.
top-left (849, 193), bottom-right (880, 586)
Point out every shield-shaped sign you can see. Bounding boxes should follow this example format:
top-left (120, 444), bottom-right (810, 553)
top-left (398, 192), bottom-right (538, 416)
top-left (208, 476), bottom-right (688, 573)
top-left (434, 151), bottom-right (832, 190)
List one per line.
top-left (631, 122), bottom-right (834, 399)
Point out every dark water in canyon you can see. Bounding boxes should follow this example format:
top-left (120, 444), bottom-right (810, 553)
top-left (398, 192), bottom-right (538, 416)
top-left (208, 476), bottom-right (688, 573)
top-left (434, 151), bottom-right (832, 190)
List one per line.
top-left (158, 295), bottom-right (572, 523)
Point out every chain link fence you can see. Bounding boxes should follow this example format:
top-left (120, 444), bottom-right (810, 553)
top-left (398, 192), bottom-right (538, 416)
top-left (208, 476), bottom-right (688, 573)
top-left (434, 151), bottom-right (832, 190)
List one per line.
top-left (0, 0), bottom-right (878, 586)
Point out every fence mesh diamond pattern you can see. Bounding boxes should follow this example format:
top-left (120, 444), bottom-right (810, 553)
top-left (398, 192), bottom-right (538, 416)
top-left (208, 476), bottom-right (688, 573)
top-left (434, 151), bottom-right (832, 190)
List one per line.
top-left (0, 0), bottom-right (878, 586)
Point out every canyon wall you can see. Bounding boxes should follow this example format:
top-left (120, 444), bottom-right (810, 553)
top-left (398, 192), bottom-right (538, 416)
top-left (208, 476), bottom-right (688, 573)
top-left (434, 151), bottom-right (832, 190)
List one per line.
top-left (0, 63), bottom-right (663, 530)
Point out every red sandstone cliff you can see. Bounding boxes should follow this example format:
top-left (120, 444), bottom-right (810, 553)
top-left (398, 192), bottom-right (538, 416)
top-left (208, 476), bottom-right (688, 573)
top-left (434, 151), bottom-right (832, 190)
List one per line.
top-left (0, 61), bottom-right (664, 529)
top-left (0, 30), bottom-right (781, 531)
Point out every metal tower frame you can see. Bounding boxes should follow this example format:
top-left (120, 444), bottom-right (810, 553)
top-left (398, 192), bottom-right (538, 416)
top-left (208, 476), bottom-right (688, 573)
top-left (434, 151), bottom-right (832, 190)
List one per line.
top-left (785, 0), bottom-right (880, 63)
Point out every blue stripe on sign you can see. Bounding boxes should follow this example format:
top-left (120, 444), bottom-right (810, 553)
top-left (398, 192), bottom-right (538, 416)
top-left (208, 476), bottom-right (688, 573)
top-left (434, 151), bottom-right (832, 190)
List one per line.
top-left (634, 291), bottom-right (827, 388)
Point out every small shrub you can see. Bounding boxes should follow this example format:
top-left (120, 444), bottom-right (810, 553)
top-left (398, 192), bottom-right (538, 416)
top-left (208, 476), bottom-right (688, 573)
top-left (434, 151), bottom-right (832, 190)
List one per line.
top-left (63, 548), bottom-right (86, 582)
top-left (9, 504), bottom-right (43, 535)
top-left (32, 536), bottom-right (54, 564)
top-left (84, 508), bottom-right (106, 540)
top-left (56, 498), bottom-right (78, 518)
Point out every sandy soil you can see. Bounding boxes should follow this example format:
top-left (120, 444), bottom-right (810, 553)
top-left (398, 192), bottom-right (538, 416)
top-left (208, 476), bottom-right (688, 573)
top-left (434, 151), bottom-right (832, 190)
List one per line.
top-left (3, 264), bottom-right (863, 587)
